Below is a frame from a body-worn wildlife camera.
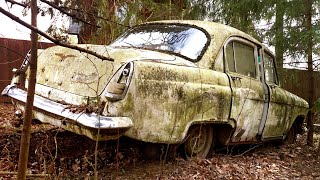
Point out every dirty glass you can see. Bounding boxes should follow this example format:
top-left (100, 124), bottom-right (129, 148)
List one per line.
top-left (234, 42), bottom-right (256, 78)
top-left (226, 42), bottom-right (235, 72)
top-left (111, 24), bottom-right (208, 61)
top-left (264, 52), bottom-right (276, 84)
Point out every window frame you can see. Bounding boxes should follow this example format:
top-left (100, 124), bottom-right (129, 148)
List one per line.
top-left (263, 50), bottom-right (279, 85)
top-left (223, 37), bottom-right (259, 79)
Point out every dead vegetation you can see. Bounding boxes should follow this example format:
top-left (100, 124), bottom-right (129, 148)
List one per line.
top-left (0, 102), bottom-right (319, 179)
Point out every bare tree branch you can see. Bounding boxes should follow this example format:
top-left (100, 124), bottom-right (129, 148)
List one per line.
top-left (0, 6), bottom-right (114, 61)
top-left (39, 0), bottom-right (101, 28)
top-left (5, 0), bottom-right (28, 8)
top-left (58, 6), bottom-right (131, 28)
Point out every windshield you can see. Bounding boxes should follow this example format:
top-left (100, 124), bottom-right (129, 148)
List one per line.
top-left (111, 24), bottom-right (209, 61)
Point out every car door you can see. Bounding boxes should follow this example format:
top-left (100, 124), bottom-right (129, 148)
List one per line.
top-left (260, 51), bottom-right (292, 139)
top-left (224, 38), bottom-right (265, 143)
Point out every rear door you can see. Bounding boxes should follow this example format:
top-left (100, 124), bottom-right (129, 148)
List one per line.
top-left (224, 38), bottom-right (265, 142)
top-left (260, 51), bottom-right (292, 139)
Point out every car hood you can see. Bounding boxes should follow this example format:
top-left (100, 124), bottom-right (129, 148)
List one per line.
top-left (34, 44), bottom-right (193, 99)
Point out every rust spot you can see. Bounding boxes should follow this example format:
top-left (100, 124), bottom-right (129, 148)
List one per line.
top-left (71, 72), bottom-right (98, 84)
top-left (55, 53), bottom-right (76, 62)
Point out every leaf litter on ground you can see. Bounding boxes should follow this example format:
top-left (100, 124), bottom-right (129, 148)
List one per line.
top-left (0, 102), bottom-right (319, 179)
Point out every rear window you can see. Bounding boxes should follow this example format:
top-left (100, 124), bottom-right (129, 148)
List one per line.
top-left (111, 24), bottom-right (209, 61)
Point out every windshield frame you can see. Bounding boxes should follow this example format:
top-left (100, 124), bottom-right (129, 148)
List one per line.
top-left (110, 23), bottom-right (211, 62)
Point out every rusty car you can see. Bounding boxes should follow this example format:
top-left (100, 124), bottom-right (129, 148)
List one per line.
top-left (2, 20), bottom-right (309, 158)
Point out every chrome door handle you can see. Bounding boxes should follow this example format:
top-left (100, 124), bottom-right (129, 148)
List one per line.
top-left (231, 76), bottom-right (241, 81)
top-left (269, 84), bottom-right (276, 89)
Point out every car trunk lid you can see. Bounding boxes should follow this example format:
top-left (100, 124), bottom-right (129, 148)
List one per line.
top-left (35, 45), bottom-right (115, 99)
top-left (33, 45), bottom-right (182, 104)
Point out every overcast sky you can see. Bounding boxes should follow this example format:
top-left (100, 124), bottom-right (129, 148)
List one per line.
top-left (0, 1), bottom-right (65, 41)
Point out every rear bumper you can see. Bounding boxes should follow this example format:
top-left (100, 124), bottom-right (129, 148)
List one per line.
top-left (2, 85), bottom-right (133, 140)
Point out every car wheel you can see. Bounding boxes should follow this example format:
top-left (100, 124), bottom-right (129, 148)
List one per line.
top-left (184, 124), bottom-right (214, 158)
top-left (285, 124), bottom-right (297, 144)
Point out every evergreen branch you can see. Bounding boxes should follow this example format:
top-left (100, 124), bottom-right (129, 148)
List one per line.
top-left (39, 0), bottom-right (101, 28)
top-left (0, 6), bottom-right (114, 61)
top-left (314, 63), bottom-right (320, 69)
top-left (281, 58), bottom-right (320, 65)
top-left (5, 0), bottom-right (28, 8)
top-left (58, 6), bottom-right (130, 28)
top-left (283, 49), bottom-right (305, 58)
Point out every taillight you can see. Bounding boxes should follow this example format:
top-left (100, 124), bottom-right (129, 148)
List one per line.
top-left (11, 50), bottom-right (31, 87)
top-left (105, 62), bottom-right (134, 101)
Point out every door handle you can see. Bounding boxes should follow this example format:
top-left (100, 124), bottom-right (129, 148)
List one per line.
top-left (270, 84), bottom-right (276, 89)
top-left (231, 76), bottom-right (241, 81)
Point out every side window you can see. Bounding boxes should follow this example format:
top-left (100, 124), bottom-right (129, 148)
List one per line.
top-left (226, 43), bottom-right (235, 72)
top-left (225, 40), bottom-right (257, 78)
top-left (264, 52), bottom-right (277, 84)
top-left (234, 42), bottom-right (256, 77)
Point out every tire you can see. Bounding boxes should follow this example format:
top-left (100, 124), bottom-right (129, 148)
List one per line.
top-left (184, 124), bottom-right (214, 158)
top-left (285, 124), bottom-right (297, 144)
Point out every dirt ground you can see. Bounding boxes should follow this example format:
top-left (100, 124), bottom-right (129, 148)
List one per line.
top-left (0, 102), bottom-right (320, 179)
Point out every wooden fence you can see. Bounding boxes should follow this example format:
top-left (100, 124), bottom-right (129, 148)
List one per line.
top-left (279, 69), bottom-right (320, 103)
top-left (0, 38), bottom-right (53, 103)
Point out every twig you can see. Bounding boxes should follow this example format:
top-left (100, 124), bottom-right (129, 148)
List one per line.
top-left (0, 171), bottom-right (50, 177)
top-left (0, 6), bottom-right (114, 62)
top-left (234, 144), bottom-right (261, 157)
top-left (5, 0), bottom-right (28, 8)
top-left (39, 0), bottom-right (100, 28)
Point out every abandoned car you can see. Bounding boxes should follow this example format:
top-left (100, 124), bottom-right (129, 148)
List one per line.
top-left (2, 20), bottom-right (309, 158)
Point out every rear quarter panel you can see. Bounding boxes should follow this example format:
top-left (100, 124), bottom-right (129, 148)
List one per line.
top-left (105, 61), bottom-right (232, 143)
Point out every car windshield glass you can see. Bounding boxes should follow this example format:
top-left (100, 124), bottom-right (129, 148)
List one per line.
top-left (111, 24), bottom-right (208, 61)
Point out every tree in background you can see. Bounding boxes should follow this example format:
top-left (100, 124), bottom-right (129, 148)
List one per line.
top-left (304, 0), bottom-right (315, 146)
top-left (43, 0), bottom-right (191, 44)
top-left (210, 0), bottom-right (319, 146)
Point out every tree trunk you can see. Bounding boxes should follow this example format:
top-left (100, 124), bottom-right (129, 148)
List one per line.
top-left (305, 0), bottom-right (314, 146)
top-left (17, 0), bottom-right (38, 179)
top-left (275, 0), bottom-right (285, 73)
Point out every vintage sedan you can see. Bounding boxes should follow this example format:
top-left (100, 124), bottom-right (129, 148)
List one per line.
top-left (2, 20), bottom-right (309, 158)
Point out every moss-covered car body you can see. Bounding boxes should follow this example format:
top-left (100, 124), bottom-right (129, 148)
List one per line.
top-left (2, 20), bottom-right (308, 156)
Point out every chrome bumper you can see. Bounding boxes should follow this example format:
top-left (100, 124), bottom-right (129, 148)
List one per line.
top-left (1, 85), bottom-right (133, 129)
